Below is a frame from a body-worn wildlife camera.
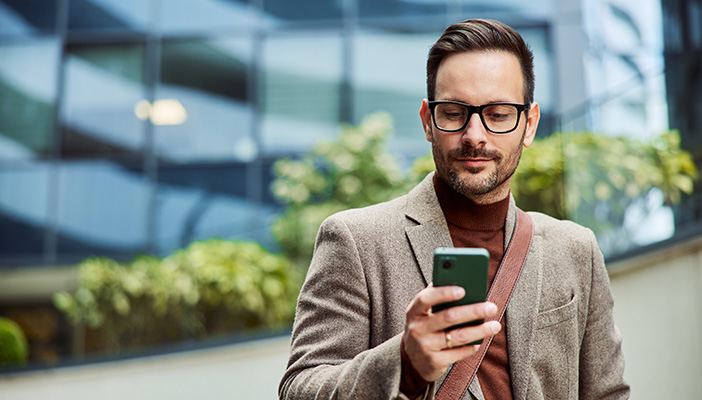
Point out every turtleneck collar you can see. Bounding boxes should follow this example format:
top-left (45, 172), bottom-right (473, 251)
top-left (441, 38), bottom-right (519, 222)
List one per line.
top-left (433, 174), bottom-right (510, 232)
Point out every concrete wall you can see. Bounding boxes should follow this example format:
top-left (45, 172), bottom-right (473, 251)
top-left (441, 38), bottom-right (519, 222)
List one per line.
top-left (0, 335), bottom-right (291, 400)
top-left (608, 236), bottom-right (702, 399)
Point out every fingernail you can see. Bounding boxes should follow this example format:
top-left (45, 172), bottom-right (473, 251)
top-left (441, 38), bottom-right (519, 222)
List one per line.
top-left (453, 287), bottom-right (465, 298)
top-left (491, 322), bottom-right (501, 334)
top-left (485, 303), bottom-right (497, 316)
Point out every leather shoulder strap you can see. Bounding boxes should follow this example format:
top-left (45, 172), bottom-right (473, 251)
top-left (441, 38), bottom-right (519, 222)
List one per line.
top-left (436, 208), bottom-right (534, 400)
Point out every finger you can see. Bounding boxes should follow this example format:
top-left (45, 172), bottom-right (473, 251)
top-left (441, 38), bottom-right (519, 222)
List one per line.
top-left (435, 343), bottom-right (482, 365)
top-left (431, 301), bottom-right (498, 332)
top-left (406, 285), bottom-right (466, 317)
top-left (448, 320), bottom-right (502, 348)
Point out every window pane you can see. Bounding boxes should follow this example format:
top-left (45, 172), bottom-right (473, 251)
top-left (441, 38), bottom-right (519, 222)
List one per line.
top-left (459, 0), bottom-right (554, 19)
top-left (520, 27), bottom-right (553, 113)
top-left (263, 0), bottom-right (343, 24)
top-left (55, 161), bottom-right (149, 262)
top-left (61, 43), bottom-right (146, 160)
top-left (153, 162), bottom-right (278, 256)
top-left (68, 0), bottom-right (149, 34)
top-left (160, 0), bottom-right (254, 36)
top-left (155, 37), bottom-right (253, 162)
top-left (0, 164), bottom-right (50, 263)
top-left (359, 0), bottom-right (445, 21)
top-left (0, 39), bottom-right (60, 159)
top-left (261, 32), bottom-right (343, 154)
top-left (0, 0), bottom-right (58, 36)
top-left (352, 31), bottom-right (435, 158)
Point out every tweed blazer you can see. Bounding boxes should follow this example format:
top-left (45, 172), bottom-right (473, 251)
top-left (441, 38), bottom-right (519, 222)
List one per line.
top-left (279, 173), bottom-right (629, 400)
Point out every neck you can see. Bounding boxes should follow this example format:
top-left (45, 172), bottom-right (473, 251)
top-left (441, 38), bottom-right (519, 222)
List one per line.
top-left (465, 182), bottom-right (511, 205)
top-left (433, 174), bottom-right (510, 230)
top-left (442, 174), bottom-right (512, 205)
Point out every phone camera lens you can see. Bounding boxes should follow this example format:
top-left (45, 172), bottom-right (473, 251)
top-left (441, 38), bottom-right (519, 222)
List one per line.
top-left (442, 260), bottom-right (453, 270)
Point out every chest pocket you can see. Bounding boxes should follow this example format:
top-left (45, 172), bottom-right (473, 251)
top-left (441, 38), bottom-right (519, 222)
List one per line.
top-left (529, 293), bottom-right (578, 399)
top-left (536, 292), bottom-right (576, 329)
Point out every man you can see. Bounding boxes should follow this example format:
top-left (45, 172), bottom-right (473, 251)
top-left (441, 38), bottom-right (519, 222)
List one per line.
top-left (279, 19), bottom-right (629, 400)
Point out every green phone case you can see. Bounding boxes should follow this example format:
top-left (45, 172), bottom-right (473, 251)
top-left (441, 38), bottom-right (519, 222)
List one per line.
top-left (432, 247), bottom-right (489, 338)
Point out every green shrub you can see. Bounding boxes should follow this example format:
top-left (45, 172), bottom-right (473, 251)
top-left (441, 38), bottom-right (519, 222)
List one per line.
top-left (410, 130), bottom-right (697, 254)
top-left (53, 240), bottom-right (299, 355)
top-left (272, 112), bottom-right (411, 268)
top-left (0, 317), bottom-right (28, 368)
top-left (272, 114), bottom-right (697, 265)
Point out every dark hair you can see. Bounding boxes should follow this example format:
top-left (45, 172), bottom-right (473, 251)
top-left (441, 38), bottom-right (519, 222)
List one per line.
top-left (426, 19), bottom-right (535, 103)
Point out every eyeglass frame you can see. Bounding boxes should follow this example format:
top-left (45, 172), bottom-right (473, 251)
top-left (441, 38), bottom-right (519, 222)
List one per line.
top-left (427, 100), bottom-right (531, 134)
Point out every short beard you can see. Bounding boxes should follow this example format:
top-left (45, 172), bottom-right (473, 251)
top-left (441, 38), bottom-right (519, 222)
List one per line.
top-left (446, 164), bottom-right (499, 196)
top-left (432, 128), bottom-right (525, 198)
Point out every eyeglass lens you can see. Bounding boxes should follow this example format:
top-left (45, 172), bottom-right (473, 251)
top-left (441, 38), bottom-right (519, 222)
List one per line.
top-left (433, 103), bottom-right (520, 133)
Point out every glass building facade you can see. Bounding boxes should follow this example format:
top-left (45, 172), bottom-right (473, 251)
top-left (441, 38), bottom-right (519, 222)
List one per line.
top-left (1, 0), bottom-right (701, 367)
top-left (0, 0), bottom-right (556, 267)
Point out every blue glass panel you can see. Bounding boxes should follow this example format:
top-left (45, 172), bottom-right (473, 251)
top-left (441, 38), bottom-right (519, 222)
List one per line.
top-left (0, 164), bottom-right (50, 264)
top-left (352, 31), bottom-right (439, 159)
top-left (55, 160), bottom-right (149, 261)
top-left (0, 0), bottom-right (58, 36)
top-left (358, 0), bottom-right (446, 20)
top-left (67, 0), bottom-right (149, 34)
top-left (156, 37), bottom-right (253, 162)
top-left (0, 39), bottom-right (60, 160)
top-left (60, 43), bottom-right (146, 160)
top-left (154, 162), bottom-right (277, 256)
top-left (160, 0), bottom-right (254, 36)
top-left (459, 0), bottom-right (554, 20)
top-left (263, 0), bottom-right (343, 24)
top-left (261, 32), bottom-right (343, 155)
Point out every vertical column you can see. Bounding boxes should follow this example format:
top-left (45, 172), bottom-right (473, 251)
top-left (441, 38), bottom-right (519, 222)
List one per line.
top-left (247, 0), bottom-right (264, 243)
top-left (551, 0), bottom-right (587, 119)
top-left (44, 0), bottom-right (70, 264)
top-left (662, 0), bottom-right (702, 233)
top-left (340, 0), bottom-right (356, 124)
top-left (143, 0), bottom-right (161, 255)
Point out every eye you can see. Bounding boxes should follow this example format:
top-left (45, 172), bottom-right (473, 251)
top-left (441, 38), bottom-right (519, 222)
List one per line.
top-left (486, 112), bottom-right (508, 121)
top-left (484, 105), bottom-right (516, 121)
top-left (438, 106), bottom-right (466, 120)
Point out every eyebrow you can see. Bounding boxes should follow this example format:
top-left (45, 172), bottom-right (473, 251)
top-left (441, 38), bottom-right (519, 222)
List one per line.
top-left (436, 98), bottom-right (518, 105)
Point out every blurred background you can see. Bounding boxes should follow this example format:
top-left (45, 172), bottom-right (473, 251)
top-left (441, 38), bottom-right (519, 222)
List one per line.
top-left (0, 0), bottom-right (700, 398)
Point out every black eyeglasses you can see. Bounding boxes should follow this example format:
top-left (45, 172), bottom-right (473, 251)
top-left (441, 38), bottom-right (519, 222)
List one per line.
top-left (428, 100), bottom-right (531, 134)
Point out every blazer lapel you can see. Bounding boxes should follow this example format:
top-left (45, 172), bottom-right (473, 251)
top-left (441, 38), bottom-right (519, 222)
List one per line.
top-left (404, 172), bottom-right (453, 286)
top-left (506, 210), bottom-right (543, 400)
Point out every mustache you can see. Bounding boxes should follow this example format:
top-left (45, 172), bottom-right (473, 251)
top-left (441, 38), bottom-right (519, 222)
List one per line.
top-left (448, 146), bottom-right (502, 161)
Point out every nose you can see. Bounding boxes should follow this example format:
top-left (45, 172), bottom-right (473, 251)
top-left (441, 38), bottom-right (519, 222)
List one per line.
top-left (461, 112), bottom-right (488, 147)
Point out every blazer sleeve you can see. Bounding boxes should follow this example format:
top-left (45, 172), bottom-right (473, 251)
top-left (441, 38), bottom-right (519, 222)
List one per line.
top-left (578, 230), bottom-right (631, 399)
top-left (279, 215), bottom-right (431, 400)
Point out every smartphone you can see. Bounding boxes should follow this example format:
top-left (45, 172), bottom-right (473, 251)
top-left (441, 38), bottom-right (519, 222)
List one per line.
top-left (432, 247), bottom-right (489, 340)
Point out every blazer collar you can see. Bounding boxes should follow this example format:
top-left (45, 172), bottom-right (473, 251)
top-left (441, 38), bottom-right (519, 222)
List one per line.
top-left (404, 172), bottom-right (453, 286)
top-left (402, 172), bottom-right (519, 286)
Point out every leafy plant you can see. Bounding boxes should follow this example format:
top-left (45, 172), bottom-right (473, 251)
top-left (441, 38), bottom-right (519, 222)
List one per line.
top-left (272, 113), bottom-right (697, 264)
top-left (558, 130), bottom-right (697, 253)
top-left (411, 130), bottom-right (697, 254)
top-left (0, 317), bottom-right (28, 368)
top-left (271, 112), bottom-right (410, 268)
top-left (53, 240), bottom-right (299, 355)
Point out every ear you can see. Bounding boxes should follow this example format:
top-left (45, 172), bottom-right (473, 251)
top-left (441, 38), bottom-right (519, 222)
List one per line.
top-left (522, 102), bottom-right (540, 148)
top-left (419, 99), bottom-right (433, 142)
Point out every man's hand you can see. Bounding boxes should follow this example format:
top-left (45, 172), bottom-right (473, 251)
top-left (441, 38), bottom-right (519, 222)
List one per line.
top-left (402, 285), bottom-right (501, 382)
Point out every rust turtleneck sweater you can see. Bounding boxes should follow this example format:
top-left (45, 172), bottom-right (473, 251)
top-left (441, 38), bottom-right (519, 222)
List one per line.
top-left (400, 175), bottom-right (513, 399)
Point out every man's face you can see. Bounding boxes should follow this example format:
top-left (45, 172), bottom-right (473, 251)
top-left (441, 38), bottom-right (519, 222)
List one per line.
top-left (420, 50), bottom-right (540, 204)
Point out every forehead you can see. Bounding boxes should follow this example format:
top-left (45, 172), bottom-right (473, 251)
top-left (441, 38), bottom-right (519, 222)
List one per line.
top-left (434, 50), bottom-right (524, 103)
